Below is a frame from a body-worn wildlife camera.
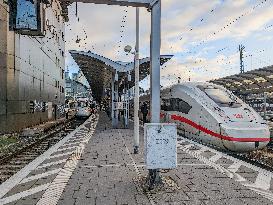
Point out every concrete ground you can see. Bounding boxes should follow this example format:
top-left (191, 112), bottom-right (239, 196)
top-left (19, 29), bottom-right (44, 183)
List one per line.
top-left (0, 112), bottom-right (273, 205)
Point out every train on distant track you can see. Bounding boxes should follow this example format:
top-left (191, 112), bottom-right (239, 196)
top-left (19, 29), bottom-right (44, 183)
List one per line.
top-left (75, 98), bottom-right (94, 118)
top-left (138, 82), bottom-right (270, 152)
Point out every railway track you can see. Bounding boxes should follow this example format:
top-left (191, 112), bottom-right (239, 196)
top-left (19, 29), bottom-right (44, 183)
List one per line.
top-left (237, 148), bottom-right (273, 171)
top-left (0, 118), bottom-right (85, 184)
top-left (178, 132), bottom-right (273, 173)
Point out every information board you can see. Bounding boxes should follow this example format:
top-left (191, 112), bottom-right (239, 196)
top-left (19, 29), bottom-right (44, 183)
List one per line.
top-left (145, 123), bottom-right (177, 169)
top-left (114, 102), bottom-right (124, 110)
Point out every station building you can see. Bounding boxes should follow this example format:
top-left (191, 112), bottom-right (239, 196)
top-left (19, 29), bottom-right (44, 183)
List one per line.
top-left (0, 0), bottom-right (67, 133)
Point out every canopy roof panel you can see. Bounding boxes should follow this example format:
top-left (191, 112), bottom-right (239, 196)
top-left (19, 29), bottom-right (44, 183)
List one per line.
top-left (70, 50), bottom-right (173, 101)
top-left (211, 65), bottom-right (273, 95)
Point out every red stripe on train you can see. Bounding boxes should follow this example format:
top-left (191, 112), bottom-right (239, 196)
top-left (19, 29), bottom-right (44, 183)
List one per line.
top-left (171, 114), bottom-right (270, 142)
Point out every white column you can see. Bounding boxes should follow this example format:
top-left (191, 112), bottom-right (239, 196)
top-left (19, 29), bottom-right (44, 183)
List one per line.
top-left (148, 0), bottom-right (162, 185)
top-left (150, 0), bottom-right (161, 123)
top-left (134, 7), bottom-right (140, 153)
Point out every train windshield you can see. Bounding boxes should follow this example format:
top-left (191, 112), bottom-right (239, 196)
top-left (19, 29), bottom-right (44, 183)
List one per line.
top-left (200, 86), bottom-right (241, 107)
top-left (77, 101), bottom-right (88, 108)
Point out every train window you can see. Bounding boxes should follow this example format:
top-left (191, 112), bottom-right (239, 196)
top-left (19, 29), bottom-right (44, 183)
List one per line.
top-left (170, 98), bottom-right (179, 111)
top-left (166, 98), bottom-right (192, 113)
top-left (201, 87), bottom-right (241, 107)
top-left (77, 102), bottom-right (88, 108)
top-left (161, 99), bottom-right (171, 111)
top-left (178, 100), bottom-right (192, 114)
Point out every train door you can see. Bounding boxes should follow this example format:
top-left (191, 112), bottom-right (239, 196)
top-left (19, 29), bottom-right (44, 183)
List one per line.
top-left (199, 107), bottom-right (214, 143)
top-left (176, 97), bottom-right (199, 138)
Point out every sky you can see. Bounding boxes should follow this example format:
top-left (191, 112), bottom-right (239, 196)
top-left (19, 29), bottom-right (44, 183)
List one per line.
top-left (65, 0), bottom-right (273, 90)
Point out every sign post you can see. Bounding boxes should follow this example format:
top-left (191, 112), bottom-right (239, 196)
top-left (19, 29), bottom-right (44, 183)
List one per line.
top-left (145, 123), bottom-right (177, 189)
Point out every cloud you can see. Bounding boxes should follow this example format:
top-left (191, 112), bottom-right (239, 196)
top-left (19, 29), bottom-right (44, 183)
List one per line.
top-left (65, 0), bottom-right (273, 87)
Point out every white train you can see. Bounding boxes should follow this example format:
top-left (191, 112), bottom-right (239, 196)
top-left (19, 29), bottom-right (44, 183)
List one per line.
top-left (139, 82), bottom-right (270, 152)
top-left (75, 98), bottom-right (92, 118)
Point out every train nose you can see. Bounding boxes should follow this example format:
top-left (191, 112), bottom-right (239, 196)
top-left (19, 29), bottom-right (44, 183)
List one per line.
top-left (220, 122), bottom-right (270, 152)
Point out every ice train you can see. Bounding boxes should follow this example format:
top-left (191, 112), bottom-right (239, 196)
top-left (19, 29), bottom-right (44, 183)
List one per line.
top-left (75, 98), bottom-right (92, 118)
top-left (139, 82), bottom-right (270, 152)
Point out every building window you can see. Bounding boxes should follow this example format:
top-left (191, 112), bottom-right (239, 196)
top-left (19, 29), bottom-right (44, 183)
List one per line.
top-left (10, 0), bottom-right (47, 36)
top-left (29, 101), bottom-right (35, 113)
top-left (42, 102), bottom-right (46, 112)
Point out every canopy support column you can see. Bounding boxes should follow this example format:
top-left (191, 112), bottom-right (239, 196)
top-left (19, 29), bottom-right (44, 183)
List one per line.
top-left (112, 75), bottom-right (118, 128)
top-left (134, 7), bottom-right (140, 154)
top-left (148, 0), bottom-right (162, 187)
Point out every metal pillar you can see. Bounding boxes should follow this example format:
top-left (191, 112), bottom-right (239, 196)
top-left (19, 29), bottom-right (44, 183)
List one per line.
top-left (134, 7), bottom-right (140, 154)
top-left (124, 83), bottom-right (129, 128)
top-left (150, 0), bottom-right (161, 124)
top-left (148, 0), bottom-right (162, 187)
top-left (112, 75), bottom-right (118, 128)
top-left (115, 83), bottom-right (119, 127)
top-left (111, 76), bottom-right (115, 127)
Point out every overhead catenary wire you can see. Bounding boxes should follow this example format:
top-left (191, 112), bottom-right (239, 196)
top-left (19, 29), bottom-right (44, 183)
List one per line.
top-left (116, 8), bottom-right (129, 57)
top-left (164, 0), bottom-right (272, 85)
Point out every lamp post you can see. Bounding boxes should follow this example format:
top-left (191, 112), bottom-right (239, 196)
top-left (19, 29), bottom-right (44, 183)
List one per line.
top-left (124, 7), bottom-right (140, 154)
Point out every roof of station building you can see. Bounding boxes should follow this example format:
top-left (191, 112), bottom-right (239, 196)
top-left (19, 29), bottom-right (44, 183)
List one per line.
top-left (70, 50), bottom-right (173, 101)
top-left (210, 65), bottom-right (273, 96)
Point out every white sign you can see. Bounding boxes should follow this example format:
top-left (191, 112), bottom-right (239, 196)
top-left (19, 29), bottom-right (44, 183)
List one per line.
top-left (145, 123), bottom-right (177, 169)
top-left (48, 102), bottom-right (53, 120)
top-left (115, 102), bottom-right (124, 110)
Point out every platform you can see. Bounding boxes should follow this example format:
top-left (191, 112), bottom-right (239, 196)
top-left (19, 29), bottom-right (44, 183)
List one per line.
top-left (1, 112), bottom-right (273, 205)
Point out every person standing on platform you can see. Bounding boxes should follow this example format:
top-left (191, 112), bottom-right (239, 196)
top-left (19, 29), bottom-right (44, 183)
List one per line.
top-left (141, 102), bottom-right (148, 124)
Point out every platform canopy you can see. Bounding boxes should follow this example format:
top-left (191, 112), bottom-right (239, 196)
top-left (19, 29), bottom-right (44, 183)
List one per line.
top-left (70, 50), bottom-right (173, 101)
top-left (61, 0), bottom-right (153, 7)
top-left (211, 65), bottom-right (273, 96)
top-left (60, 0), bottom-right (154, 21)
